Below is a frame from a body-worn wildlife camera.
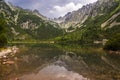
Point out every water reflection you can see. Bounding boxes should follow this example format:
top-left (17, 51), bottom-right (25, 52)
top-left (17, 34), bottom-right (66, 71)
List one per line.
top-left (19, 64), bottom-right (88, 80)
top-left (1, 44), bottom-right (120, 80)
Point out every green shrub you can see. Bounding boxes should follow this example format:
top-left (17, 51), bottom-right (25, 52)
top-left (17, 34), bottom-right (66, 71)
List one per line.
top-left (0, 34), bottom-right (7, 47)
top-left (0, 18), bottom-right (7, 47)
top-left (104, 33), bottom-right (120, 51)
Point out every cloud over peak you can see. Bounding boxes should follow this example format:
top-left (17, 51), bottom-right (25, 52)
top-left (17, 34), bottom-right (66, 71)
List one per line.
top-left (5, 0), bottom-right (98, 18)
top-left (50, 2), bottom-right (82, 18)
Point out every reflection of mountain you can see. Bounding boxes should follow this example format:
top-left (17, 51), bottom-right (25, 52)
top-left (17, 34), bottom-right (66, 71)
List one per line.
top-left (59, 52), bottom-right (120, 80)
top-left (19, 64), bottom-right (88, 80)
top-left (7, 44), bottom-right (120, 80)
top-left (14, 44), bottom-right (63, 74)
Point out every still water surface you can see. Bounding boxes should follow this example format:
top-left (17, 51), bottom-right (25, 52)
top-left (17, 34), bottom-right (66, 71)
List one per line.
top-left (1, 44), bottom-right (120, 80)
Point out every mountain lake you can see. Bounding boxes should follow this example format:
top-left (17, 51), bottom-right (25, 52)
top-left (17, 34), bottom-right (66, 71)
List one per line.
top-left (0, 43), bottom-right (120, 80)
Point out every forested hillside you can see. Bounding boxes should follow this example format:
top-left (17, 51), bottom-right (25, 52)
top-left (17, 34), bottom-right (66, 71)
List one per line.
top-left (0, 0), bottom-right (63, 43)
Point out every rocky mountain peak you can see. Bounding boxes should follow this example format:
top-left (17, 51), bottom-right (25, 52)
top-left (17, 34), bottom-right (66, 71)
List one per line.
top-left (54, 0), bottom-right (118, 32)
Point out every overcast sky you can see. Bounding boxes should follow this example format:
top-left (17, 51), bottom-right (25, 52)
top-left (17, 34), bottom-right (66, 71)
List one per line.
top-left (5, 0), bottom-right (98, 18)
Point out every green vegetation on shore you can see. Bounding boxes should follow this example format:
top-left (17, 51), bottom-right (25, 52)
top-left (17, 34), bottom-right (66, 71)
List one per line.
top-left (0, 18), bottom-right (7, 47)
top-left (104, 33), bottom-right (120, 51)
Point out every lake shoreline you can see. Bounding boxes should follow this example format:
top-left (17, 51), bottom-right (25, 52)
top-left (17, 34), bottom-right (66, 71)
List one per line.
top-left (0, 46), bottom-right (19, 61)
top-left (8, 41), bottom-right (55, 44)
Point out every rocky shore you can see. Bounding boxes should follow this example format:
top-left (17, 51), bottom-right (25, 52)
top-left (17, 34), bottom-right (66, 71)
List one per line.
top-left (0, 46), bottom-right (19, 64)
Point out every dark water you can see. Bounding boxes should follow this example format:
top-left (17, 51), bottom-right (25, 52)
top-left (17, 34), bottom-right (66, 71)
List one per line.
top-left (1, 44), bottom-right (120, 80)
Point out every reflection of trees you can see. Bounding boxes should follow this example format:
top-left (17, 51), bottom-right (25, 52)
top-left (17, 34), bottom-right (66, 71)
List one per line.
top-left (1, 44), bottom-right (120, 80)
top-left (0, 64), bottom-right (13, 80)
top-left (58, 50), bottom-right (120, 80)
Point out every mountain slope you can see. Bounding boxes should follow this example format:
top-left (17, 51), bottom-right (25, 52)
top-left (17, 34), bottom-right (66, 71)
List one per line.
top-left (55, 0), bottom-right (120, 44)
top-left (0, 0), bottom-right (63, 41)
top-left (56, 0), bottom-right (118, 32)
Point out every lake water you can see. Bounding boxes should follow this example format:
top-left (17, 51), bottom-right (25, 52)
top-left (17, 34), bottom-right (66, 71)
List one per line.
top-left (1, 44), bottom-right (120, 80)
